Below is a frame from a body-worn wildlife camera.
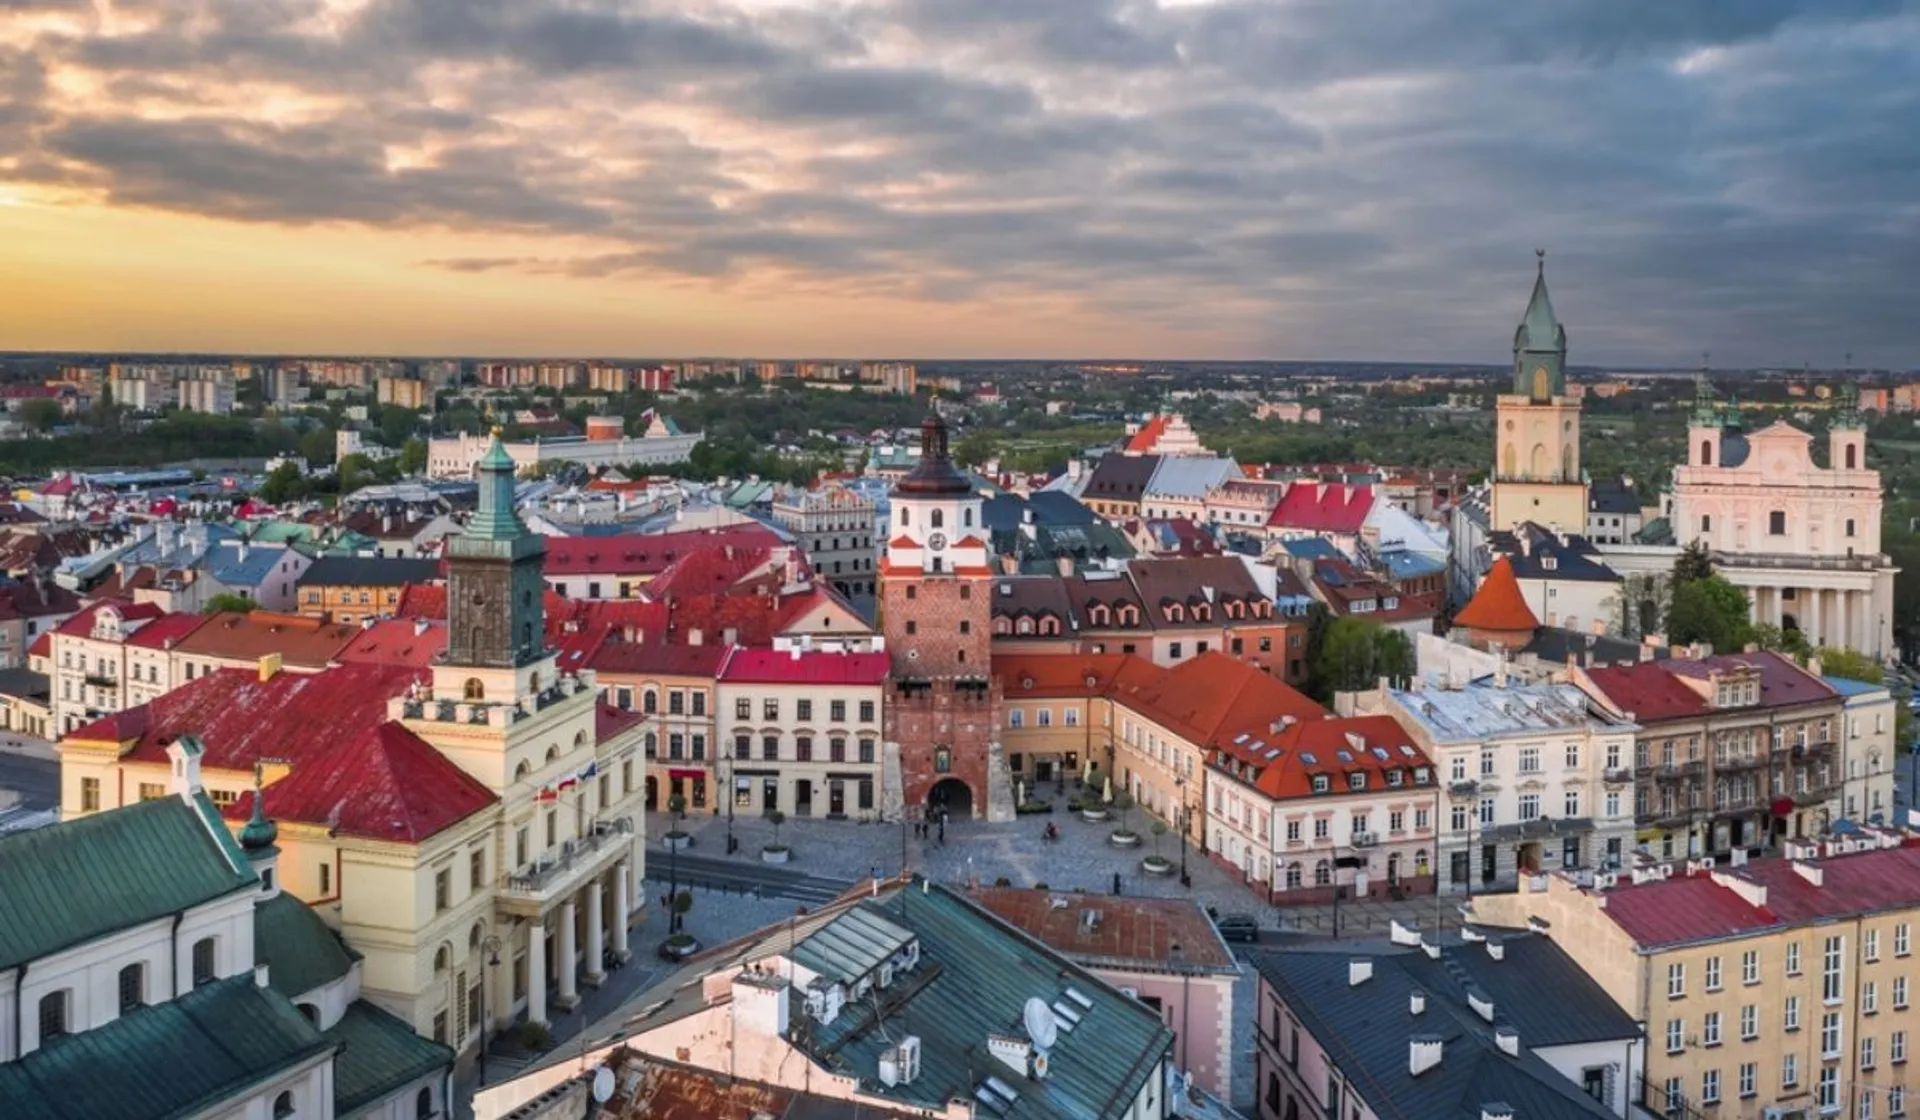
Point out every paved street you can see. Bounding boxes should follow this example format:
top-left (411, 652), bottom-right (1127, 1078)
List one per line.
top-left (0, 735), bottom-right (59, 832)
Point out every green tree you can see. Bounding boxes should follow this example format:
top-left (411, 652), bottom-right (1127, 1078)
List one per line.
top-left (397, 438), bottom-right (428, 476)
top-left (1667, 576), bottom-right (1754, 653)
top-left (299, 426), bottom-right (336, 466)
top-left (202, 593), bottom-right (259, 614)
top-left (1752, 623), bottom-right (1812, 659)
top-left (1815, 647), bottom-right (1883, 684)
top-left (17, 398), bottom-right (62, 433)
top-left (258, 462), bottom-right (306, 505)
top-left (954, 429), bottom-right (997, 468)
top-left (1308, 617), bottom-right (1416, 701)
top-left (1673, 540), bottom-right (1714, 585)
top-left (375, 405), bottom-right (417, 447)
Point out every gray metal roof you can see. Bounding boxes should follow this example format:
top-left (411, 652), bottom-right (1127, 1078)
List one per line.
top-left (791, 907), bottom-right (915, 986)
top-left (1389, 680), bottom-right (1628, 743)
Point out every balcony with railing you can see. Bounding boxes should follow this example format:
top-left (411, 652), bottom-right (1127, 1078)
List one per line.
top-left (497, 818), bottom-right (634, 917)
top-left (394, 672), bottom-right (597, 731)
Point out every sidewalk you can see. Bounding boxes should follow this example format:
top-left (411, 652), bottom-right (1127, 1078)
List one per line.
top-left (648, 802), bottom-right (1475, 936)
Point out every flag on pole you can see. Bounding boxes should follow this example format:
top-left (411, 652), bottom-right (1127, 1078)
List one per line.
top-left (557, 774), bottom-right (579, 792)
top-left (536, 786), bottom-right (558, 802)
top-left (577, 760), bottom-right (599, 781)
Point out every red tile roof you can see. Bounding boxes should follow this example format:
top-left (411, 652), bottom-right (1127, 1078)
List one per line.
top-left (971, 887), bottom-right (1236, 970)
top-left (1113, 652), bottom-right (1325, 748)
top-left (53, 600), bottom-right (166, 638)
top-left (1598, 842), bottom-right (1920, 949)
top-left (1269, 482), bottom-right (1374, 533)
top-left (69, 663), bottom-right (425, 770)
top-left (595, 703), bottom-right (646, 744)
top-left (1453, 556), bottom-right (1539, 635)
top-left (1124, 415), bottom-right (1169, 454)
top-left (25, 632), bottom-right (50, 659)
top-left (225, 722), bottom-right (495, 843)
top-left (122, 612), bottom-right (211, 650)
top-left (1582, 661), bottom-right (1707, 722)
top-left (171, 611), bottom-right (362, 668)
top-left (643, 542), bottom-right (791, 600)
top-left (543, 525), bottom-right (784, 578)
top-left (718, 647), bottom-right (890, 685)
top-left (993, 652), bottom-right (1164, 698)
top-left (1220, 714), bottom-right (1432, 800)
top-left (584, 640), bottom-right (729, 679)
top-left (1664, 650), bottom-right (1836, 708)
top-left (334, 618), bottom-right (449, 668)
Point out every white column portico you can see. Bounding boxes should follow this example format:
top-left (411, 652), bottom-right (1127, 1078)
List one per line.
top-left (585, 883), bottom-right (606, 987)
top-left (557, 898), bottom-right (579, 1010)
top-left (526, 921), bottom-right (548, 1026)
top-left (613, 860), bottom-right (632, 962)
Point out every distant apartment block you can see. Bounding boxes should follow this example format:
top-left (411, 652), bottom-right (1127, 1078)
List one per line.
top-left (375, 375), bottom-right (429, 410)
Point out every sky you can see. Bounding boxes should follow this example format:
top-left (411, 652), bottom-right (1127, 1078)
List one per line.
top-left (1, 0), bottom-right (1917, 366)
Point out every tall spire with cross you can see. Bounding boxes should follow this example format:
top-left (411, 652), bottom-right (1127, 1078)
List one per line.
top-left (1513, 249), bottom-right (1567, 401)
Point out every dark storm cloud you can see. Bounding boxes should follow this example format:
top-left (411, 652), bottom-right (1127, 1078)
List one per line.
top-left (6, 0), bottom-right (1919, 362)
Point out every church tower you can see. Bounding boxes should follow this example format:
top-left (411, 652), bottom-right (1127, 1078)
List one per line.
top-left (880, 416), bottom-right (1008, 822)
top-left (1490, 253), bottom-right (1589, 533)
top-left (435, 433), bottom-right (555, 706)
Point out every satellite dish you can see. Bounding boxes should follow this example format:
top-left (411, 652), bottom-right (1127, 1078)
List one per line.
top-left (1024, 997), bottom-right (1058, 1053)
top-left (591, 1067), bottom-right (615, 1103)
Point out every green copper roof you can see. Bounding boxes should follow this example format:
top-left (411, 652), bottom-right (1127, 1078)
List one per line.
top-left (464, 435), bottom-right (528, 541)
top-left (255, 891), bottom-right (359, 1001)
top-left (1517, 254), bottom-right (1564, 353)
top-left (1833, 381), bottom-right (1866, 430)
top-left (0, 974), bottom-right (333, 1120)
top-left (0, 794), bottom-right (255, 972)
top-left (239, 782), bottom-right (279, 851)
top-left (328, 1000), bottom-right (455, 1116)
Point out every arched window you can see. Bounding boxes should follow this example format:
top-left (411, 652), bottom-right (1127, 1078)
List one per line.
top-left (1701, 514), bottom-right (1712, 534)
top-left (1314, 860), bottom-right (1331, 886)
top-left (514, 760), bottom-right (532, 781)
top-left (469, 922), bottom-right (486, 951)
top-left (1016, 617), bottom-right (1033, 635)
top-left (416, 1088), bottom-right (435, 1120)
top-left (1847, 444), bottom-right (1858, 470)
top-left (273, 1091), bottom-right (295, 1119)
top-left (643, 689), bottom-right (658, 714)
top-left (38, 990), bottom-right (69, 1040)
top-left (433, 945), bottom-right (450, 974)
top-left (963, 508), bottom-right (973, 527)
top-left (118, 962), bottom-right (145, 1015)
top-left (993, 617), bottom-right (1011, 635)
top-left (930, 509), bottom-right (944, 529)
top-left (545, 745), bottom-right (559, 764)
top-left (899, 507), bottom-right (909, 526)
top-left (1285, 864), bottom-right (1302, 890)
top-left (191, 937), bottom-right (216, 987)
top-left (1700, 440), bottom-right (1713, 466)
top-left (297, 1002), bottom-right (319, 1025)
top-left (463, 678), bottom-right (484, 701)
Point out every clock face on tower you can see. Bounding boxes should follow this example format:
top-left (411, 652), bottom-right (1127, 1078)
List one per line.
top-left (928, 532), bottom-right (947, 551)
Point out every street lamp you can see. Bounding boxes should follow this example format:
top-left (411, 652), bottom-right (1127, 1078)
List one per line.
top-left (477, 933), bottom-right (503, 1086)
top-left (723, 755), bottom-right (737, 854)
top-left (666, 793), bottom-right (686, 932)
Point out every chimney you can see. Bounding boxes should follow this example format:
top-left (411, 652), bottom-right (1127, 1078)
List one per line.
top-left (688, 628), bottom-right (703, 646)
top-left (1409, 1035), bottom-right (1444, 1077)
top-left (1467, 988), bottom-right (1495, 1021)
top-left (1793, 860), bottom-right (1824, 887)
top-left (1348, 959), bottom-right (1373, 987)
top-left (1480, 1105), bottom-right (1514, 1120)
top-left (257, 652), bottom-right (283, 682)
top-left (1409, 989), bottom-right (1426, 1016)
top-left (1493, 1027), bottom-right (1519, 1058)
top-left (414, 618), bottom-right (429, 636)
top-left (1486, 940), bottom-right (1505, 962)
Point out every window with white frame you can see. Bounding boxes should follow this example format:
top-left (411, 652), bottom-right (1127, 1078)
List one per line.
top-left (1866, 981), bottom-right (1880, 1015)
top-left (1818, 1067), bottom-right (1838, 1111)
top-left (1740, 1003), bottom-right (1757, 1040)
top-left (1518, 747), bottom-right (1540, 774)
top-left (1788, 941), bottom-right (1802, 976)
top-left (1742, 949), bottom-right (1760, 985)
top-left (1822, 1010), bottom-right (1843, 1059)
top-left (1700, 1069), bottom-right (1720, 1105)
top-left (1895, 1030), bottom-right (1909, 1064)
top-left (1864, 1036), bottom-right (1878, 1070)
top-left (1705, 956), bottom-right (1723, 991)
top-left (1898, 923), bottom-right (1911, 957)
top-left (1703, 1011), bottom-right (1722, 1047)
top-left (1785, 995), bottom-right (1801, 1031)
top-left (1782, 1052), bottom-right (1799, 1090)
top-left (1668, 961), bottom-right (1686, 999)
top-left (1518, 793), bottom-right (1540, 820)
top-left (1737, 1062), bottom-right (1756, 1099)
top-left (1826, 935), bottom-right (1846, 1004)
top-left (1665, 1018), bottom-right (1684, 1054)
top-left (1897, 976), bottom-right (1910, 1009)
top-left (1868, 929), bottom-right (1882, 962)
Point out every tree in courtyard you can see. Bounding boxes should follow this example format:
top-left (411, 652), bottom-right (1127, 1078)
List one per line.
top-left (1673, 540), bottom-right (1714, 585)
top-left (1308, 617), bottom-right (1416, 701)
top-left (203, 593), bottom-right (259, 614)
top-left (1667, 576), bottom-right (1754, 653)
top-left (18, 398), bottom-right (62, 433)
top-left (1816, 646), bottom-right (1883, 684)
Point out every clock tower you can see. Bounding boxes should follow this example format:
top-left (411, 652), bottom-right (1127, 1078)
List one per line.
top-left (1490, 252), bottom-right (1589, 533)
top-left (880, 416), bottom-right (1009, 821)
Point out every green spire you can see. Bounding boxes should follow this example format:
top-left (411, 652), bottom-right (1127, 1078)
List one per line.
top-left (239, 764), bottom-right (278, 852)
top-left (1833, 381), bottom-right (1865, 430)
top-left (465, 431), bottom-right (528, 541)
top-left (1512, 249), bottom-right (1567, 399)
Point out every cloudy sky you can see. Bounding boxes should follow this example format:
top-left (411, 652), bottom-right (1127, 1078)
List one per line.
top-left (1, 0), bottom-right (1916, 365)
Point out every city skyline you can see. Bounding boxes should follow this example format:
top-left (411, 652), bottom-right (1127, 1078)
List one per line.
top-left (2, 1), bottom-right (1917, 366)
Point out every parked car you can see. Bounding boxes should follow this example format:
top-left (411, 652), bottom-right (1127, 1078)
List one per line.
top-left (1213, 913), bottom-right (1260, 943)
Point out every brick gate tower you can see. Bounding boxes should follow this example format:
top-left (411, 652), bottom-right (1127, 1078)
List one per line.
top-left (880, 416), bottom-right (1011, 821)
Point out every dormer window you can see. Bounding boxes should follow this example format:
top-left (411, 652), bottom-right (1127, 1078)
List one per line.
top-left (1348, 773), bottom-right (1366, 791)
top-left (1311, 775), bottom-right (1329, 794)
top-left (1542, 556), bottom-right (1557, 571)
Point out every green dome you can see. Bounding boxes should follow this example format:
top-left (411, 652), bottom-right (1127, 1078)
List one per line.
top-left (240, 791), bottom-right (279, 852)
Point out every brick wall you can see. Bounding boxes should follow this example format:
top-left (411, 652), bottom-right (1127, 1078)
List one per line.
top-left (882, 571), bottom-right (999, 816)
